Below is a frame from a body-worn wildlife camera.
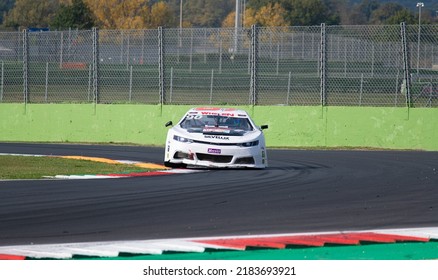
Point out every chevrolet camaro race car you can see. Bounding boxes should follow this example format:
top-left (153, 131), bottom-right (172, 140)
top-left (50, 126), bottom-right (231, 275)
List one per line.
top-left (164, 107), bottom-right (268, 168)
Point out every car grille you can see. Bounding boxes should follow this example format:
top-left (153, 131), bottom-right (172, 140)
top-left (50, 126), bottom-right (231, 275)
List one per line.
top-left (192, 139), bottom-right (239, 146)
top-left (196, 153), bottom-right (233, 163)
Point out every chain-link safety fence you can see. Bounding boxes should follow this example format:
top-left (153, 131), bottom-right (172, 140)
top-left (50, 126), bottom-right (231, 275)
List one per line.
top-left (0, 24), bottom-right (437, 107)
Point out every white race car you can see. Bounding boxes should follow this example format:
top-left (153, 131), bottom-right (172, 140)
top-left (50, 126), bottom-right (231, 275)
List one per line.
top-left (164, 107), bottom-right (268, 168)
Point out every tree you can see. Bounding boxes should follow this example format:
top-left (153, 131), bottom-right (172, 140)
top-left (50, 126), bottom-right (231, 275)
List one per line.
top-left (144, 1), bottom-right (175, 28)
top-left (3, 0), bottom-right (60, 29)
top-left (322, 0), bottom-right (342, 25)
top-left (51, 0), bottom-right (95, 29)
top-left (255, 3), bottom-right (288, 27)
top-left (222, 3), bottom-right (288, 28)
top-left (85, 0), bottom-right (179, 29)
top-left (84, 0), bottom-right (149, 29)
top-left (369, 3), bottom-right (404, 24)
top-left (385, 9), bottom-right (416, 24)
top-left (183, 0), bottom-right (234, 27)
top-left (0, 0), bottom-right (15, 25)
top-left (222, 4), bottom-right (274, 28)
top-left (221, 10), bottom-right (235, 28)
top-left (349, 0), bottom-right (380, 24)
top-left (243, 7), bottom-right (258, 27)
top-left (283, 0), bottom-right (336, 26)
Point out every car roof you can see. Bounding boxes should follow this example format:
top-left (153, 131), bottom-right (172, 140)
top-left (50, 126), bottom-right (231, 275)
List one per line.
top-left (188, 107), bottom-right (249, 117)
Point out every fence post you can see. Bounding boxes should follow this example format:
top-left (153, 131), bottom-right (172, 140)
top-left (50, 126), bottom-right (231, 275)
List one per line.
top-left (126, 34), bottom-right (130, 70)
top-left (250, 25), bottom-right (258, 106)
top-left (371, 43), bottom-right (375, 77)
top-left (189, 29), bottom-right (193, 73)
top-left (343, 40), bottom-right (347, 77)
top-left (87, 64), bottom-right (92, 102)
top-left (120, 30), bottom-right (124, 64)
top-left (1, 61), bottom-right (3, 102)
top-left (204, 28), bottom-right (207, 64)
top-left (158, 26), bottom-right (165, 105)
top-left (359, 73), bottom-right (364, 106)
top-left (219, 40), bottom-right (222, 74)
top-left (276, 43), bottom-right (280, 75)
top-left (141, 30), bottom-right (145, 64)
top-left (92, 27), bottom-right (100, 104)
top-left (129, 65), bottom-right (133, 102)
top-left (247, 43), bottom-right (251, 74)
top-left (286, 71), bottom-right (291, 105)
top-left (291, 33), bottom-right (294, 58)
top-left (169, 67), bottom-right (173, 104)
top-left (45, 62), bottom-right (49, 102)
top-left (400, 22), bottom-right (411, 108)
top-left (319, 23), bottom-right (327, 106)
top-left (210, 69), bottom-right (214, 104)
top-left (23, 29), bottom-right (29, 104)
top-left (59, 31), bottom-right (63, 68)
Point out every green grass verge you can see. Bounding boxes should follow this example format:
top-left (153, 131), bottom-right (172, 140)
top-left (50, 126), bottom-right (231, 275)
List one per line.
top-left (0, 155), bottom-right (153, 179)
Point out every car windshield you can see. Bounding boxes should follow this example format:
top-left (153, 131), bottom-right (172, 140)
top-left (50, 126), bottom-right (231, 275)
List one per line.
top-left (180, 114), bottom-right (253, 132)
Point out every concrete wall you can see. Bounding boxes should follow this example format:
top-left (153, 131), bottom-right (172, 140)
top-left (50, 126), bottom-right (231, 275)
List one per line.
top-left (1, 104), bottom-right (437, 150)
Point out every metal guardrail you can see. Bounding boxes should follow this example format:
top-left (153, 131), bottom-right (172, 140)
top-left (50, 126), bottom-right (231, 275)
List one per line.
top-left (0, 24), bottom-right (437, 107)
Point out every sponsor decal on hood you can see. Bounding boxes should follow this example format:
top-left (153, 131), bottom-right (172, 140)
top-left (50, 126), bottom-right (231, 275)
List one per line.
top-left (204, 135), bottom-right (230, 140)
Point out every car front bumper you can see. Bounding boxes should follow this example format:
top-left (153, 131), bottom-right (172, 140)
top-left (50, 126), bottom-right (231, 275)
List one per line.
top-left (165, 140), bottom-right (267, 168)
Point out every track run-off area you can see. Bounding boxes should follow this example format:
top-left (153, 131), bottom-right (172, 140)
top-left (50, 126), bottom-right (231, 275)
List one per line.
top-left (0, 143), bottom-right (437, 260)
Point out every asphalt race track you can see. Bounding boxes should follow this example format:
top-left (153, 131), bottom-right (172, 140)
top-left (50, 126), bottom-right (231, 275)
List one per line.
top-left (0, 143), bottom-right (437, 247)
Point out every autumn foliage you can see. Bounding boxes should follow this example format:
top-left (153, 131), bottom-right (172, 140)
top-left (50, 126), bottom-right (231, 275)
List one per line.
top-left (1, 0), bottom-right (436, 30)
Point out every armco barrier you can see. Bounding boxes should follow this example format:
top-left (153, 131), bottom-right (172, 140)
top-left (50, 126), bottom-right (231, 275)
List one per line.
top-left (0, 104), bottom-right (437, 151)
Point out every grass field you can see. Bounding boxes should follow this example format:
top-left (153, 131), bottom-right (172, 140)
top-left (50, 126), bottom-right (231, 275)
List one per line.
top-left (0, 155), bottom-right (154, 179)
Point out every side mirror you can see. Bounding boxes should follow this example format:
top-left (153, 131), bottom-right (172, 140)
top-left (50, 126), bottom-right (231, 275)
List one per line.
top-left (165, 121), bottom-right (173, 127)
top-left (261, 125), bottom-right (268, 130)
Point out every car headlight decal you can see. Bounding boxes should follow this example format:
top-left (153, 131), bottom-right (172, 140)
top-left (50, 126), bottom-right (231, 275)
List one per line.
top-left (238, 140), bottom-right (259, 147)
top-left (173, 135), bottom-right (193, 143)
